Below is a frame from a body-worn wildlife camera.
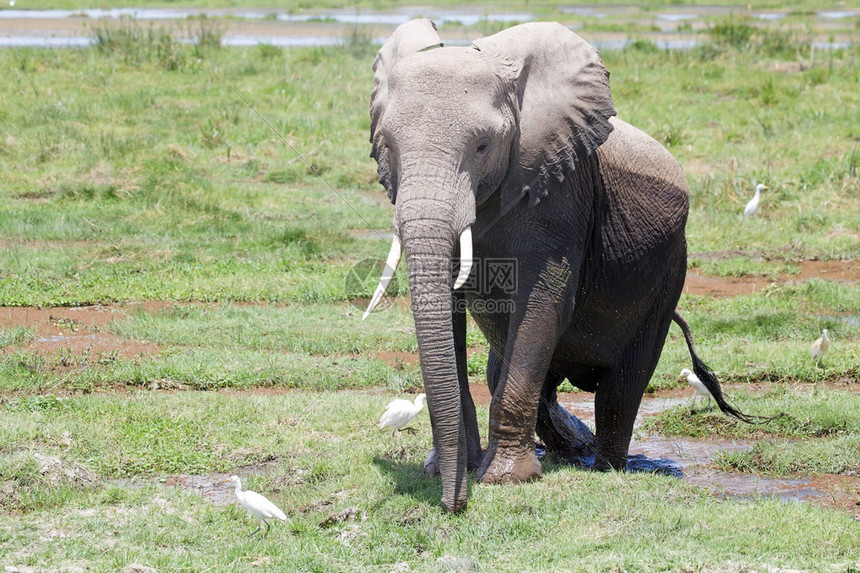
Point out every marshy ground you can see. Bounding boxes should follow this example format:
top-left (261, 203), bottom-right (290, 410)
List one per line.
top-left (1, 2), bottom-right (859, 571)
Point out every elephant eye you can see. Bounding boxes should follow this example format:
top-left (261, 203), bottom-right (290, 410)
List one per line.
top-left (475, 138), bottom-right (490, 155)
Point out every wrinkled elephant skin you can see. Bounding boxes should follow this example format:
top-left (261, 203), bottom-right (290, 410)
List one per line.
top-left (367, 19), bottom-right (744, 512)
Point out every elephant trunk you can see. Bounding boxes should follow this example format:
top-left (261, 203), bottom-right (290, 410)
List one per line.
top-left (396, 191), bottom-right (474, 513)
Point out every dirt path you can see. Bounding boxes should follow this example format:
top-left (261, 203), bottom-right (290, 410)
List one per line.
top-left (684, 260), bottom-right (860, 298)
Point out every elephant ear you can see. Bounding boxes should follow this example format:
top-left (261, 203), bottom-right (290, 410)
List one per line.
top-left (473, 23), bottom-right (616, 209)
top-left (370, 19), bottom-right (443, 204)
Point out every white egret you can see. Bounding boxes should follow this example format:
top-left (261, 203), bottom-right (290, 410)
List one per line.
top-left (811, 328), bottom-right (830, 362)
top-left (228, 475), bottom-right (287, 537)
top-left (743, 183), bottom-right (768, 217)
top-left (679, 368), bottom-right (713, 404)
top-left (379, 393), bottom-right (426, 437)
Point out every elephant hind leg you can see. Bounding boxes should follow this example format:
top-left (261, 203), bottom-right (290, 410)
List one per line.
top-left (535, 371), bottom-right (594, 463)
top-left (593, 310), bottom-right (675, 471)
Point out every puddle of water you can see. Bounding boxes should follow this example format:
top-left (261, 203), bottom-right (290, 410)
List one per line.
top-left (558, 395), bottom-right (688, 424)
top-left (818, 11), bottom-right (858, 19)
top-left (0, 8), bottom-right (534, 26)
top-left (755, 13), bottom-right (787, 21)
top-left (816, 314), bottom-right (860, 327)
top-left (0, 8), bottom-right (198, 19)
top-left (222, 35), bottom-right (341, 48)
top-left (163, 474), bottom-right (236, 506)
top-left (551, 398), bottom-right (836, 504)
top-left (637, 396), bottom-right (688, 416)
top-left (34, 335), bottom-right (71, 343)
top-left (658, 14), bottom-right (698, 21)
top-left (685, 468), bottom-right (826, 503)
top-left (118, 473), bottom-right (235, 506)
top-left (812, 41), bottom-right (853, 50)
top-left (0, 36), bottom-right (93, 47)
top-left (119, 466), bottom-right (275, 507)
top-left (562, 7), bottom-right (606, 18)
top-left (630, 435), bottom-right (752, 469)
top-left (589, 38), bottom-right (703, 51)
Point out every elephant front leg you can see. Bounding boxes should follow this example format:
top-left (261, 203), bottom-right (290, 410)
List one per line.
top-left (477, 304), bottom-right (563, 485)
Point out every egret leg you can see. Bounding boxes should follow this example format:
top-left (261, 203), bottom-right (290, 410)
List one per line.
top-left (247, 523), bottom-right (261, 538)
top-left (398, 427), bottom-right (417, 435)
top-left (263, 519), bottom-right (271, 538)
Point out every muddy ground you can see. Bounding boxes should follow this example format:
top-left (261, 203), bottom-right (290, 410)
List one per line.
top-left (2, 260), bottom-right (857, 360)
top-left (1, 261), bottom-right (859, 518)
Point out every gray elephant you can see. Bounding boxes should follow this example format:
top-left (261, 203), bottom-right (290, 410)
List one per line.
top-left (364, 20), bottom-right (750, 512)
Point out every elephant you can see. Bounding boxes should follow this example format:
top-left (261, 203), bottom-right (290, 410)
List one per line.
top-left (363, 19), bottom-right (751, 512)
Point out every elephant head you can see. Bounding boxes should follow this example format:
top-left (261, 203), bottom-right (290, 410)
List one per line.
top-left (365, 20), bottom-right (616, 512)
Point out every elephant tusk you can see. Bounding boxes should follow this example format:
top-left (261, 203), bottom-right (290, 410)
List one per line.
top-left (362, 235), bottom-right (402, 320)
top-left (453, 226), bottom-right (473, 290)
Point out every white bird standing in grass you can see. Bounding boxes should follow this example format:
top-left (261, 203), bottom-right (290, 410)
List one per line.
top-left (679, 368), bottom-right (713, 405)
top-left (228, 475), bottom-right (287, 537)
top-left (743, 183), bottom-right (768, 217)
top-left (811, 329), bottom-right (831, 363)
top-left (380, 393), bottom-right (426, 437)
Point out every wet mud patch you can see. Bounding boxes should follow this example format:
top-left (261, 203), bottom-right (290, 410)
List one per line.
top-left (374, 350), bottom-right (419, 369)
top-left (684, 259), bottom-right (860, 298)
top-left (1, 304), bottom-right (167, 360)
top-left (546, 387), bottom-right (860, 516)
top-left (119, 459), bottom-right (284, 508)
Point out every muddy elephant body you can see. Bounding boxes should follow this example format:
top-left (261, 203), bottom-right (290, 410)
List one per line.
top-left (469, 117), bottom-right (689, 481)
top-left (365, 20), bottom-right (739, 512)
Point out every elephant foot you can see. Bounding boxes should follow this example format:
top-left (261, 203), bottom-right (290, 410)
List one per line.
top-left (424, 446), bottom-right (483, 477)
top-left (593, 445), bottom-right (629, 472)
top-left (477, 442), bottom-right (542, 485)
top-left (423, 448), bottom-right (440, 477)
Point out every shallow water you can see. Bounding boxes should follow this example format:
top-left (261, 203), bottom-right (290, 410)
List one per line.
top-left (121, 468), bottom-right (274, 507)
top-left (0, 36), bottom-right (92, 47)
top-left (818, 11), bottom-right (858, 19)
top-left (0, 8), bottom-right (534, 25)
top-left (755, 13), bottom-right (787, 21)
top-left (556, 395), bottom-right (832, 503)
top-left (0, 6), bottom-right (853, 51)
top-left (658, 14), bottom-right (698, 22)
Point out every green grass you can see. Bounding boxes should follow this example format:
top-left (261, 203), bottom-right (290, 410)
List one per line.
top-left (1, 21), bottom-right (858, 306)
top-left (1, 391), bottom-right (858, 571)
top-left (1, 14), bottom-right (859, 570)
top-left (107, 303), bottom-right (418, 355)
top-left (643, 385), bottom-right (860, 439)
top-left (0, 345), bottom-right (421, 394)
top-left (648, 280), bottom-right (860, 391)
top-left (0, 326), bottom-right (34, 347)
top-left (714, 435), bottom-right (860, 475)
top-left (644, 385), bottom-right (860, 478)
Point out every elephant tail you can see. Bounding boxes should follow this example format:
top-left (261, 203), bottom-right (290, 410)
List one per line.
top-left (672, 310), bottom-right (771, 424)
